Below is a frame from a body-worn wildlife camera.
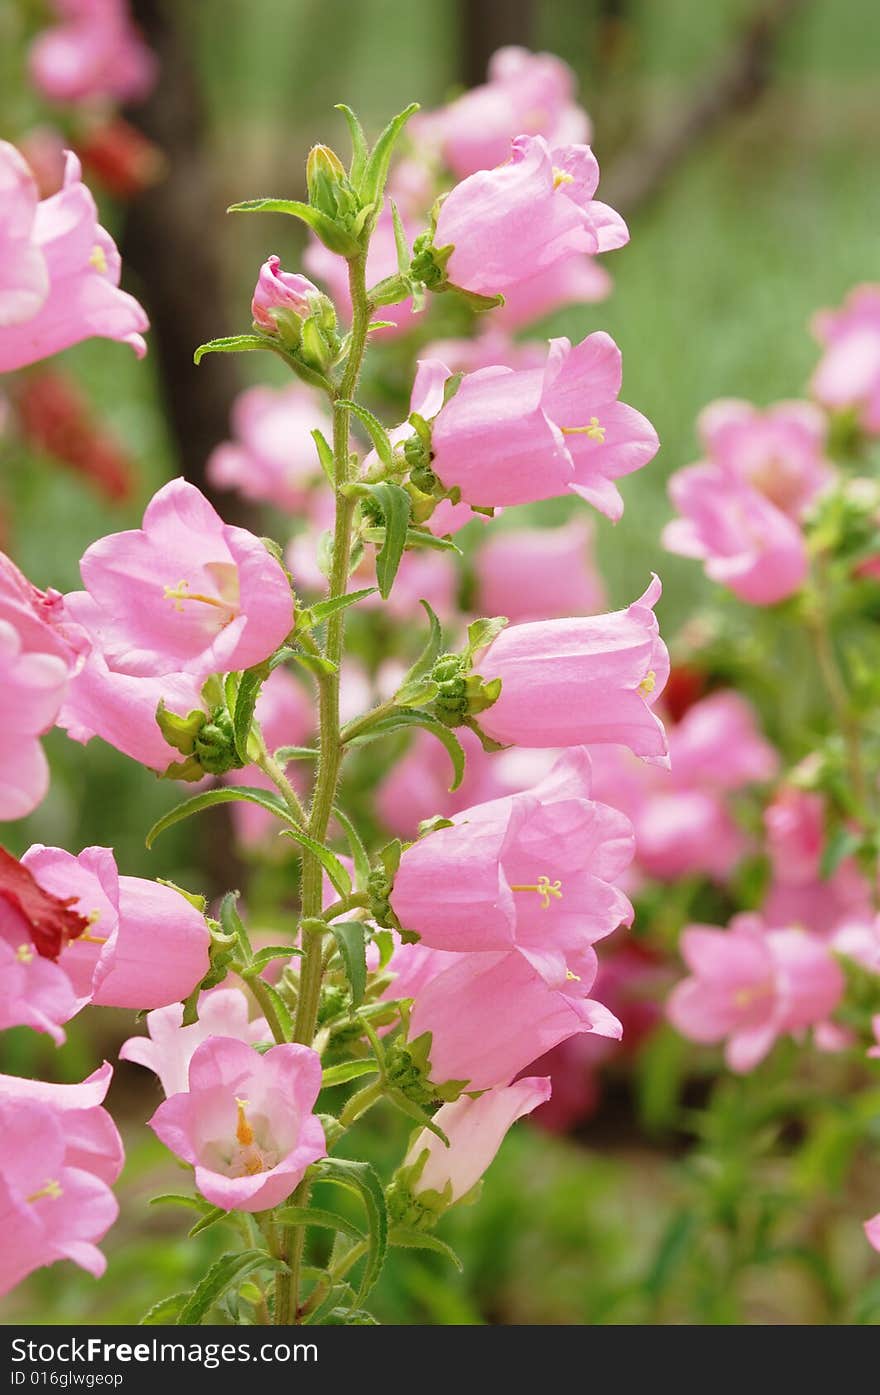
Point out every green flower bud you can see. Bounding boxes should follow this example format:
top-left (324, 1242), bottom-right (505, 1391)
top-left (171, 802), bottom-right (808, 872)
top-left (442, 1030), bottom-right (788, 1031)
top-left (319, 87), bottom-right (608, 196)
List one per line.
top-left (193, 707), bottom-right (245, 776)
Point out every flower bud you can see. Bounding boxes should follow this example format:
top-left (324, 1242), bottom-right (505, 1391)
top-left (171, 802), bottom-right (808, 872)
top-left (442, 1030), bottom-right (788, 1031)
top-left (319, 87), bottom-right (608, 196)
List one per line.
top-left (306, 144), bottom-right (357, 223)
top-left (251, 256), bottom-right (322, 337)
top-left (194, 707), bottom-right (244, 775)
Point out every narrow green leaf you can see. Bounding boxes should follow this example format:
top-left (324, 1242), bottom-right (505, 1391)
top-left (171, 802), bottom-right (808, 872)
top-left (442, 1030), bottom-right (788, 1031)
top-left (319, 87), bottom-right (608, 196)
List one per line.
top-left (311, 428), bottom-right (335, 486)
top-left (359, 103), bottom-right (419, 208)
top-left (390, 200), bottom-right (410, 273)
top-left (291, 651), bottom-right (339, 680)
top-left (243, 944), bottom-right (303, 975)
top-left (311, 1158), bottom-right (388, 1305)
top-left (146, 786), bottom-right (300, 848)
top-left (322, 1059), bottom-right (378, 1088)
top-left (219, 890), bottom-right (250, 960)
top-left (399, 600), bottom-right (443, 691)
top-left (280, 828), bottom-right (352, 896)
top-left (359, 483), bottom-right (411, 598)
top-left (273, 745), bottom-right (319, 762)
top-left (306, 587), bottom-right (376, 626)
top-left (188, 1206), bottom-right (227, 1238)
top-left (332, 804), bottom-right (371, 887)
top-left (361, 526), bottom-right (461, 555)
top-left (346, 707), bottom-right (464, 790)
top-left (176, 1250), bottom-right (287, 1326)
top-left (338, 401), bottom-right (394, 469)
top-left (389, 1227), bottom-right (463, 1271)
top-left (385, 1087), bottom-right (449, 1145)
top-left (149, 1194), bottom-right (216, 1215)
top-left (329, 921), bottom-right (367, 1008)
top-left (227, 198), bottom-right (359, 257)
top-left (233, 662), bottom-right (270, 763)
top-left (820, 826), bottom-right (863, 879)
top-left (273, 1205), bottom-right (365, 1243)
top-left (335, 104), bottom-right (368, 185)
top-left (255, 980), bottom-right (294, 1041)
top-left (139, 1293), bottom-right (191, 1325)
top-left (193, 335), bottom-right (274, 364)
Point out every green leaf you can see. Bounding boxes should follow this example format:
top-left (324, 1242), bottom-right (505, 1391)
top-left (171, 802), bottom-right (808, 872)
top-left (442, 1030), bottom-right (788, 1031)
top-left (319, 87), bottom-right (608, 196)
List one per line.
top-left (385, 1087), bottom-right (449, 1145)
top-left (291, 651), bottom-right (339, 680)
top-left (362, 526), bottom-right (461, 555)
top-left (243, 944), bottom-right (303, 976)
top-left (311, 428), bottom-right (335, 486)
top-left (175, 1250), bottom-right (287, 1326)
top-left (359, 103), bottom-right (420, 209)
top-left (332, 804), bottom-right (371, 887)
top-left (335, 104), bottom-right (368, 186)
top-left (139, 1293), bottom-right (191, 1325)
top-left (281, 828), bottom-right (352, 896)
top-left (273, 745), bottom-right (319, 762)
top-left (255, 980), bottom-right (294, 1041)
top-left (273, 1205), bottom-right (365, 1243)
top-left (193, 334), bottom-right (275, 364)
top-left (820, 826), bottom-right (863, 879)
top-left (306, 587), bottom-right (376, 626)
top-left (227, 198), bottom-right (360, 256)
top-left (149, 1194), bottom-right (217, 1215)
top-left (346, 708), bottom-right (464, 790)
top-left (390, 200), bottom-right (410, 273)
top-left (311, 1158), bottom-right (388, 1304)
top-left (329, 921), bottom-right (367, 1008)
top-left (233, 662), bottom-right (270, 763)
top-left (188, 1207), bottom-right (227, 1238)
top-left (219, 889), bottom-right (250, 959)
top-left (146, 786), bottom-right (300, 848)
top-left (466, 614), bottom-right (508, 662)
top-left (389, 1227), bottom-right (463, 1271)
top-left (322, 1059), bottom-right (379, 1088)
top-left (359, 483), bottom-right (411, 598)
top-left (339, 401), bottom-right (394, 469)
top-left (398, 600), bottom-right (443, 692)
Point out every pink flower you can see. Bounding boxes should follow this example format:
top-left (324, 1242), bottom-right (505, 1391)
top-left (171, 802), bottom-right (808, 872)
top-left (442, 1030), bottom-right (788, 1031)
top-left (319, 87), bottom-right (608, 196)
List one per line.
top-left (251, 256), bottom-right (321, 333)
top-left (56, 590), bottom-right (208, 772)
top-left (29, 0), bottom-right (157, 107)
top-left (405, 1077), bottom-right (551, 1204)
top-left (430, 332), bottom-right (658, 518)
top-left (490, 254), bottom-right (611, 332)
top-left (0, 1061), bottom-right (122, 1296)
top-left (75, 478), bottom-right (294, 680)
top-left (412, 46), bottom-right (590, 179)
top-left (305, 205), bottom-right (419, 337)
top-left (696, 399), bottom-right (833, 519)
top-left (475, 520), bottom-right (605, 623)
top-left (422, 329), bottom-right (546, 375)
top-left (408, 944), bottom-right (621, 1093)
top-left (865, 1213), bottom-right (880, 1253)
top-left (477, 575), bottom-right (669, 761)
top-left (811, 284), bottom-right (880, 435)
top-left (435, 136), bottom-right (627, 298)
top-left (668, 915), bottom-right (844, 1072)
top-left (0, 938), bottom-right (77, 1044)
top-left (666, 690), bottom-right (779, 791)
top-left (663, 461), bottom-right (808, 605)
top-left (762, 788), bottom-right (871, 936)
top-left (120, 988), bottom-right (269, 1097)
top-left (390, 747), bottom-right (634, 988)
top-left (377, 726), bottom-right (558, 839)
top-left (207, 384), bottom-right (333, 512)
top-left (0, 550), bottom-right (75, 819)
top-left (149, 1037), bottom-right (326, 1212)
top-left (0, 146), bottom-right (148, 372)
top-left (21, 844), bottom-right (210, 1012)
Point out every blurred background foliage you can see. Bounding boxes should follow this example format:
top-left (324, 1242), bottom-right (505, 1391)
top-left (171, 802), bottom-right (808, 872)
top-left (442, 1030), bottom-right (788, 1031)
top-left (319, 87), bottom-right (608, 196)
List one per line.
top-left (2, 0), bottom-right (880, 1324)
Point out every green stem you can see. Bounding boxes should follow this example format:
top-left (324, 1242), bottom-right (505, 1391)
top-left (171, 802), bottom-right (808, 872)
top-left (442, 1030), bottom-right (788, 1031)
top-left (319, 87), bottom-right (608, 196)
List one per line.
top-left (253, 739), bottom-right (309, 828)
top-left (279, 252), bottom-right (373, 1328)
top-left (322, 891), bottom-right (371, 921)
top-left (339, 695), bottom-right (398, 745)
top-left (808, 561), bottom-right (869, 816)
top-left (338, 1078), bottom-right (384, 1130)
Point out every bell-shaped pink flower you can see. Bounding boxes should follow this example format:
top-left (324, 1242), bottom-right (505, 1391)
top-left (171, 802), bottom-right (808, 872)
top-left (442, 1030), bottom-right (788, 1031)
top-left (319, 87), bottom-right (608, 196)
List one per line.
top-left (477, 575), bottom-right (669, 761)
top-left (56, 590), bottom-right (208, 772)
top-left (207, 383), bottom-right (332, 512)
top-left (668, 915), bottom-right (844, 1072)
top-left (408, 944), bottom-right (621, 1092)
top-left (0, 550), bottom-right (75, 819)
top-left (75, 478), bottom-right (294, 680)
top-left (21, 844), bottom-right (210, 1012)
top-left (149, 1036), bottom-right (326, 1212)
top-left (430, 332), bottom-right (658, 519)
top-left (251, 256), bottom-right (321, 332)
top-left (28, 0), bottom-right (157, 107)
top-left (475, 520), bottom-right (605, 623)
top-left (391, 747), bottom-right (634, 988)
top-left (0, 147), bottom-right (148, 372)
top-left (0, 1061), bottom-right (122, 1296)
top-left (663, 461), bottom-right (808, 606)
top-left (811, 284), bottom-right (880, 436)
top-left (0, 938), bottom-right (77, 1044)
top-left (696, 398), bottom-right (833, 519)
top-left (412, 46), bottom-right (590, 179)
top-left (120, 988), bottom-right (269, 1098)
top-left (435, 136), bottom-right (626, 298)
top-left (406, 1077), bottom-right (551, 1204)
top-left (762, 787), bottom-right (871, 936)
top-left (0, 143), bottom-right (51, 328)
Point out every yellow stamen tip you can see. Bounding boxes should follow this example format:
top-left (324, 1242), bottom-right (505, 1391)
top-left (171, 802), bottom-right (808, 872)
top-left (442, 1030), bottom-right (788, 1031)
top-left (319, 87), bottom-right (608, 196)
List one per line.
top-left (552, 166), bottom-right (574, 189)
top-left (89, 244), bottom-right (108, 274)
top-left (235, 1098), bottom-right (255, 1147)
top-left (16, 943), bottom-right (34, 964)
top-left (510, 875), bottom-right (563, 911)
top-left (28, 1179), bottom-right (63, 1203)
top-left (638, 669), bottom-right (656, 697)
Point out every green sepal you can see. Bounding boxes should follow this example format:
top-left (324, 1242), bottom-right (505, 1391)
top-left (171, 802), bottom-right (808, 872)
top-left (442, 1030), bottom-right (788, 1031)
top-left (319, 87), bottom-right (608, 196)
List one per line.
top-left (227, 197), bottom-right (360, 256)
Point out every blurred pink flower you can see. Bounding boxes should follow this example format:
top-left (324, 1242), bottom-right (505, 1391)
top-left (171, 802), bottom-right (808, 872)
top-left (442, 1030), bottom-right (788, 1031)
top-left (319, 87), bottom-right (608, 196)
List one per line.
top-left (475, 519), bottom-right (606, 623)
top-left (149, 1037), bottom-right (325, 1212)
top-left (120, 988), bottom-right (269, 1097)
top-left (436, 136), bottom-right (627, 299)
top-left (479, 575), bottom-right (669, 760)
top-left (490, 254), bottom-right (611, 332)
top-left (412, 46), bottom-right (590, 179)
top-left (422, 329), bottom-right (546, 375)
top-left (763, 787), bottom-right (872, 936)
top-left (668, 915), bottom-right (844, 1072)
top-left (29, 0), bottom-right (156, 107)
top-left (0, 145), bottom-right (148, 372)
top-left (811, 284), bottom-right (880, 436)
top-left (207, 384), bottom-right (333, 512)
top-left (696, 398), bottom-right (833, 519)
